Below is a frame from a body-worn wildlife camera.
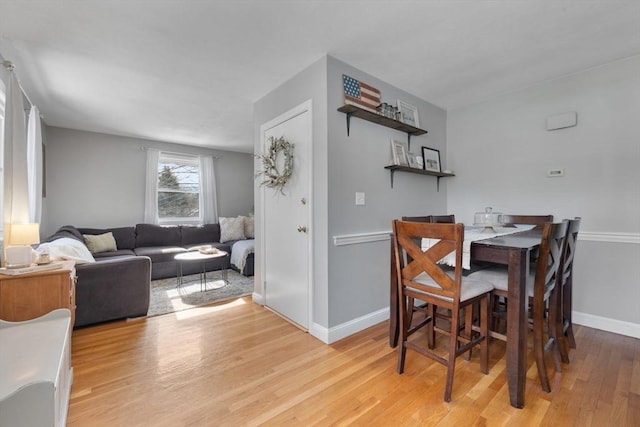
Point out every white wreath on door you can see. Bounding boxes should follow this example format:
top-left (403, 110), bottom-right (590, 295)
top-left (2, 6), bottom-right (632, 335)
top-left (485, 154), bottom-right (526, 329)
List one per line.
top-left (256, 136), bottom-right (294, 194)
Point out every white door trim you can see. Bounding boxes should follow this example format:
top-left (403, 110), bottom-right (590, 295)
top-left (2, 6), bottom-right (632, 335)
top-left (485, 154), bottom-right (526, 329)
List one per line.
top-left (257, 99), bottom-right (313, 330)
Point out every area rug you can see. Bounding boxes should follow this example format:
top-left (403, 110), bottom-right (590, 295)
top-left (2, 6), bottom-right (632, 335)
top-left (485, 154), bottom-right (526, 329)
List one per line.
top-left (147, 270), bottom-right (254, 317)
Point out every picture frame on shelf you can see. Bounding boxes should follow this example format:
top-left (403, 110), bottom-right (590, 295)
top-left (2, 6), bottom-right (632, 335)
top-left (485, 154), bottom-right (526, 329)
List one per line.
top-left (407, 152), bottom-right (420, 169)
top-left (397, 100), bottom-right (419, 127)
top-left (391, 140), bottom-right (409, 166)
top-left (421, 146), bottom-right (441, 172)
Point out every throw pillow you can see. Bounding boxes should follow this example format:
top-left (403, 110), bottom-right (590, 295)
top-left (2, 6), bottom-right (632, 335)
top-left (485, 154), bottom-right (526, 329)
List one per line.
top-left (219, 216), bottom-right (246, 243)
top-left (243, 215), bottom-right (255, 239)
top-left (83, 232), bottom-right (118, 254)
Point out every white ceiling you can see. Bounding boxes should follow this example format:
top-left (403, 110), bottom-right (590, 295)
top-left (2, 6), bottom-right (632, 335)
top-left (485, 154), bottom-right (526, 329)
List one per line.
top-left (1, 1), bottom-right (639, 153)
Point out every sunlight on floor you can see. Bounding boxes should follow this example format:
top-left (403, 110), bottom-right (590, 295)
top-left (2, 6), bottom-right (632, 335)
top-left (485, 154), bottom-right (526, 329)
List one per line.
top-left (174, 297), bottom-right (249, 320)
top-left (164, 286), bottom-right (196, 299)
top-left (163, 280), bottom-right (228, 311)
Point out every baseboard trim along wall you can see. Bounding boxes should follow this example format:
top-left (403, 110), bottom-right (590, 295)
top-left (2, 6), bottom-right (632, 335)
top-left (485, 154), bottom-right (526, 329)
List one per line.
top-left (258, 290), bottom-right (640, 342)
top-left (309, 307), bottom-right (389, 344)
top-left (573, 311), bottom-right (640, 339)
top-left (252, 292), bottom-right (264, 305)
top-left (254, 292), bottom-right (390, 344)
top-left (314, 308), bottom-right (640, 345)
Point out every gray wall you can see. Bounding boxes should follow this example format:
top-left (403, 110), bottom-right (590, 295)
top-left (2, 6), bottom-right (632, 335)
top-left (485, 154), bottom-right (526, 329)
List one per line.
top-left (254, 56), bottom-right (330, 327)
top-left (446, 56), bottom-right (640, 330)
top-left (326, 57), bottom-right (448, 327)
top-left (254, 55), bottom-right (448, 334)
top-left (42, 126), bottom-right (254, 237)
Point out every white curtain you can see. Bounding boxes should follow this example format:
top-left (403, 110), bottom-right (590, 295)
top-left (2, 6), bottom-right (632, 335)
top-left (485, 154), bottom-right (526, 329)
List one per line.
top-left (2, 72), bottom-right (29, 229)
top-left (0, 71), bottom-right (6, 237)
top-left (143, 148), bottom-right (160, 224)
top-left (27, 105), bottom-right (43, 223)
top-left (200, 155), bottom-right (218, 223)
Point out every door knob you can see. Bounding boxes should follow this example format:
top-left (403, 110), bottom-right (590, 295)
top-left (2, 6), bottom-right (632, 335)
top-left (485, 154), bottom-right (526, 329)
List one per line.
top-left (297, 226), bottom-right (307, 233)
top-left (300, 198), bottom-right (307, 205)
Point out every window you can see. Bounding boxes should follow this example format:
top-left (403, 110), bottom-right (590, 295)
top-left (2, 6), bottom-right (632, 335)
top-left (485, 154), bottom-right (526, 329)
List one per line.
top-left (144, 149), bottom-right (217, 225)
top-left (157, 152), bottom-right (201, 223)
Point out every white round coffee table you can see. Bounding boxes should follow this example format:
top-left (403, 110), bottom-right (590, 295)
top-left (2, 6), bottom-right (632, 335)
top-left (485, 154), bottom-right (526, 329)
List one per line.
top-left (174, 250), bottom-right (228, 292)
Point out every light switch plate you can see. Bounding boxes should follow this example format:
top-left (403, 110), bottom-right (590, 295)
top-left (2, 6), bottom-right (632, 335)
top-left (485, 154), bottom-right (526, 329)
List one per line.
top-left (355, 192), bottom-right (365, 205)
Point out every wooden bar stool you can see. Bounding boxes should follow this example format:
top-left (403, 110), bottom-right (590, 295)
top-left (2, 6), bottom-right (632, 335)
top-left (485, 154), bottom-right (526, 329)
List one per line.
top-left (556, 217), bottom-right (581, 363)
top-left (392, 220), bottom-right (493, 402)
top-left (469, 221), bottom-right (568, 392)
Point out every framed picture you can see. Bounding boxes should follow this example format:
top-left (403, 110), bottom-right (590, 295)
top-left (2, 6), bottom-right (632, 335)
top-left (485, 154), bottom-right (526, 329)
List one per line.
top-left (415, 155), bottom-right (424, 169)
top-left (421, 146), bottom-right (441, 172)
top-left (397, 100), bottom-right (419, 128)
top-left (391, 140), bottom-right (409, 166)
top-left (407, 152), bottom-right (420, 169)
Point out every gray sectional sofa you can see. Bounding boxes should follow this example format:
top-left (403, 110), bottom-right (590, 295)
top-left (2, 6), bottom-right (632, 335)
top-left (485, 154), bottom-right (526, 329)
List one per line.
top-left (44, 223), bottom-right (254, 327)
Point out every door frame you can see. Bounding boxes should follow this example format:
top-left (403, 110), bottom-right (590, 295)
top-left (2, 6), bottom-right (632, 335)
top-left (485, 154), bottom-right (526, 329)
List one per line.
top-left (257, 99), bottom-right (313, 329)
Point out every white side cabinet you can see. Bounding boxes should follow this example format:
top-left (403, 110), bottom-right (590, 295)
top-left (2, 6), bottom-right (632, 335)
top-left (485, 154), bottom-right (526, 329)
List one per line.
top-left (0, 309), bottom-right (73, 427)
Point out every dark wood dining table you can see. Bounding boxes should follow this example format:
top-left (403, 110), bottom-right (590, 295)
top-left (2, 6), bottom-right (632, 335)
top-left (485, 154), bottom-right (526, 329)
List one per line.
top-left (389, 227), bottom-right (542, 409)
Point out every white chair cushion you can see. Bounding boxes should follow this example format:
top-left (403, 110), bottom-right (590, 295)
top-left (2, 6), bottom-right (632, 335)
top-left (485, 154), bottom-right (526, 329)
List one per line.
top-left (412, 272), bottom-right (494, 302)
top-left (469, 267), bottom-right (535, 297)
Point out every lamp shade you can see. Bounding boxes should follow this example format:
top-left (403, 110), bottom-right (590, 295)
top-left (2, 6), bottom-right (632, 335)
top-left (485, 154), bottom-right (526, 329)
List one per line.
top-left (6, 223), bottom-right (40, 246)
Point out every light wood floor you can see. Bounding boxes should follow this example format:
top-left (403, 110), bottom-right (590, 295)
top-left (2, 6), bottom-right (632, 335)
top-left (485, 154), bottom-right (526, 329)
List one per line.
top-left (68, 297), bottom-right (640, 426)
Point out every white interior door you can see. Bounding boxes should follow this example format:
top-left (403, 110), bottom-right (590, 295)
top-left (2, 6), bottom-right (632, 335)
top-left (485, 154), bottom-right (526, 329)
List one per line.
top-left (262, 101), bottom-right (311, 329)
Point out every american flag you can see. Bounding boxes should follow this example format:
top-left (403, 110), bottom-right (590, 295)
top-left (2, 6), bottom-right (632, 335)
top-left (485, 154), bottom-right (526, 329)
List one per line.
top-left (343, 75), bottom-right (381, 113)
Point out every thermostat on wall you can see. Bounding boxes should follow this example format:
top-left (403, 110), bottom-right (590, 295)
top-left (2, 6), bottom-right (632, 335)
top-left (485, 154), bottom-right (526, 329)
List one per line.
top-left (547, 169), bottom-right (564, 177)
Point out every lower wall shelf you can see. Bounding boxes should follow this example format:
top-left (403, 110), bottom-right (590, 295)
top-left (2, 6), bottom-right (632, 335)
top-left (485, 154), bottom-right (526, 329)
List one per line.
top-left (384, 165), bottom-right (455, 191)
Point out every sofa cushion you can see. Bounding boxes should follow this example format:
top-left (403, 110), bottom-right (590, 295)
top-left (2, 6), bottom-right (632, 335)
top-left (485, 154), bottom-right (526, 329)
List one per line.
top-left (239, 215), bottom-right (255, 239)
top-left (219, 217), bottom-right (246, 243)
top-left (78, 227), bottom-right (136, 250)
top-left (83, 232), bottom-right (118, 254)
top-left (133, 246), bottom-right (187, 263)
top-left (135, 224), bottom-right (181, 247)
top-left (181, 224), bottom-right (220, 245)
top-left (93, 249), bottom-right (136, 259)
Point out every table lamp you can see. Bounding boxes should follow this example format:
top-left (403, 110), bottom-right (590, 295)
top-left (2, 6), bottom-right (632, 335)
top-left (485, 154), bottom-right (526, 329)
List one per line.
top-left (4, 223), bottom-right (40, 268)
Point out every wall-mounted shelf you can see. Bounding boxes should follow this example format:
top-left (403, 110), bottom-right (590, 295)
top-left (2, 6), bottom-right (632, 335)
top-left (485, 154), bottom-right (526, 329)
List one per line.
top-left (384, 165), bottom-right (454, 191)
top-left (337, 105), bottom-right (427, 150)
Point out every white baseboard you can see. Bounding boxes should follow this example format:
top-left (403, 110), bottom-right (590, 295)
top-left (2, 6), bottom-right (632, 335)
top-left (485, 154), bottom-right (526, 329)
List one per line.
top-left (252, 292), bottom-right (264, 305)
top-left (309, 307), bottom-right (389, 344)
top-left (254, 299), bottom-right (640, 342)
top-left (310, 309), bottom-right (640, 344)
top-left (573, 311), bottom-right (640, 339)
top-left (255, 294), bottom-right (388, 344)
